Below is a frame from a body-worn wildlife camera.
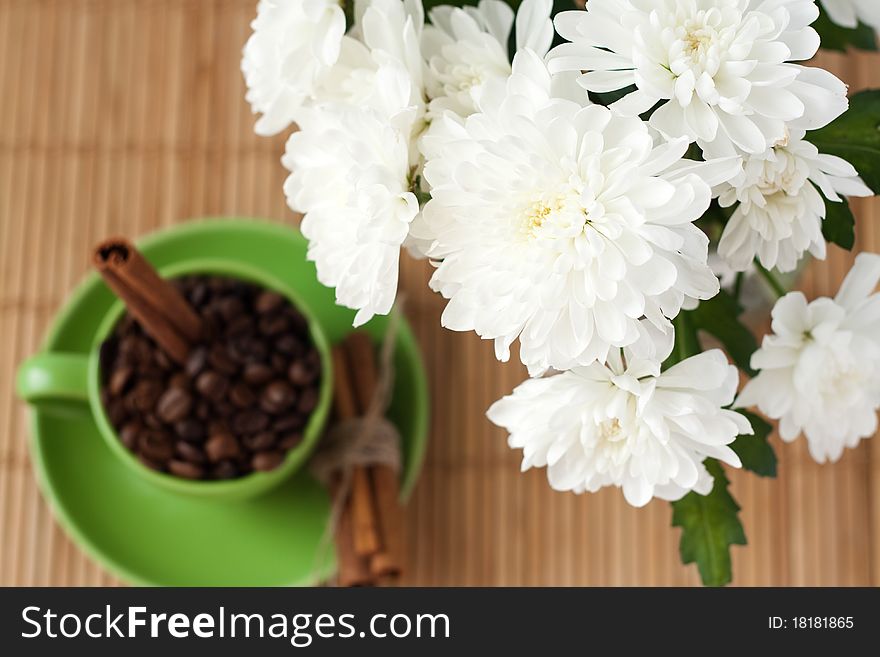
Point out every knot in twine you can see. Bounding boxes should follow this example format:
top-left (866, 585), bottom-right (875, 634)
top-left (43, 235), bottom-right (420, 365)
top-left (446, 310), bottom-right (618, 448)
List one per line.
top-left (309, 417), bottom-right (401, 485)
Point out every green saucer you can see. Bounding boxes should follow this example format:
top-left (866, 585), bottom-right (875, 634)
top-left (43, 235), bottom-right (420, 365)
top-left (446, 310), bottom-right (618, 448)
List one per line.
top-left (24, 218), bottom-right (429, 586)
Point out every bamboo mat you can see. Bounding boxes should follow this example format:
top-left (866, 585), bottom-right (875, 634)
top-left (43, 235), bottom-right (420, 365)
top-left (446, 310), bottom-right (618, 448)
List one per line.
top-left (0, 0), bottom-right (878, 587)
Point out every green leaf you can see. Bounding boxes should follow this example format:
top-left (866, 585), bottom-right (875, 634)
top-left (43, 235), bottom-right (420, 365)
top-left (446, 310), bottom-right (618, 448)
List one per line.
top-left (672, 460), bottom-right (746, 587)
top-left (813, 7), bottom-right (878, 52)
top-left (588, 86), bottom-right (636, 107)
top-left (822, 194), bottom-right (856, 250)
top-left (731, 411), bottom-right (777, 478)
top-left (686, 290), bottom-right (759, 376)
top-left (808, 89), bottom-right (880, 194)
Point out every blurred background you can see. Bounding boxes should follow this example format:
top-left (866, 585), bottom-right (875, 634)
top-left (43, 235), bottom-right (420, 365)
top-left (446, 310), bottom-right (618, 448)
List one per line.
top-left (1, 0), bottom-right (878, 586)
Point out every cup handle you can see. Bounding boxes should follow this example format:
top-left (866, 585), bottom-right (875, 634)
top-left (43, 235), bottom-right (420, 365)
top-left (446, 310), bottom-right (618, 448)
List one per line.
top-left (16, 352), bottom-right (91, 405)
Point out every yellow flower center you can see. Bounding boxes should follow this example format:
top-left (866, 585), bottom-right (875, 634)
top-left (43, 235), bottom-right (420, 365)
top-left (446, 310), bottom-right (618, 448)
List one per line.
top-left (526, 202), bottom-right (554, 236)
top-left (598, 418), bottom-right (624, 442)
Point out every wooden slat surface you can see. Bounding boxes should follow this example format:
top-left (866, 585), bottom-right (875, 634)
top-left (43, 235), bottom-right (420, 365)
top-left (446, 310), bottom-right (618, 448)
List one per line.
top-left (0, 0), bottom-right (877, 586)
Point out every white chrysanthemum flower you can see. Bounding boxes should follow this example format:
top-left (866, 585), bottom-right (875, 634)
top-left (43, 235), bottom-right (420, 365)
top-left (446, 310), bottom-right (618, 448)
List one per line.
top-left (735, 253), bottom-right (880, 463)
top-left (283, 59), bottom-right (420, 327)
top-left (283, 0), bottom-right (427, 326)
top-left (548, 0), bottom-right (848, 154)
top-left (317, 0), bottom-right (425, 109)
top-left (422, 0), bottom-right (553, 118)
top-left (488, 348), bottom-right (750, 507)
top-left (241, 0), bottom-right (345, 136)
top-left (419, 50), bottom-right (738, 374)
top-left (710, 129), bottom-right (872, 273)
top-left (820, 0), bottom-right (880, 30)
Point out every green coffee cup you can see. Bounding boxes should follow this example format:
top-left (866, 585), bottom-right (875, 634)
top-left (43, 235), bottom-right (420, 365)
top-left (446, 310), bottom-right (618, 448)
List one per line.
top-left (17, 258), bottom-right (333, 501)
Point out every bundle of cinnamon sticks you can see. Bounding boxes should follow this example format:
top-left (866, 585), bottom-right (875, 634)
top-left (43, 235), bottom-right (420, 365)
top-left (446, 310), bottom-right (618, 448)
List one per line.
top-left (331, 333), bottom-right (404, 586)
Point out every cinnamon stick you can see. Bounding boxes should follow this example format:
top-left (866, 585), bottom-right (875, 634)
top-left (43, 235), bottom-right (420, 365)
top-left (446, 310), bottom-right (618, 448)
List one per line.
top-left (93, 238), bottom-right (202, 364)
top-left (331, 346), bottom-right (358, 419)
top-left (332, 343), bottom-right (382, 558)
top-left (330, 346), bottom-right (375, 586)
top-left (331, 478), bottom-right (373, 587)
top-left (343, 332), bottom-right (404, 580)
top-left (367, 467), bottom-right (404, 579)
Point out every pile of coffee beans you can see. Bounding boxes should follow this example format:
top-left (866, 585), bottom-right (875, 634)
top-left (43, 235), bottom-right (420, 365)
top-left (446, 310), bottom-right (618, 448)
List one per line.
top-left (100, 275), bottom-right (322, 480)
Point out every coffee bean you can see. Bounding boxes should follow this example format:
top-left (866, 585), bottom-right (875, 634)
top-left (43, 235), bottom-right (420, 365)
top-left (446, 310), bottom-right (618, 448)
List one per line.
top-left (255, 291), bottom-right (284, 314)
top-left (168, 372), bottom-right (190, 390)
top-left (130, 337), bottom-right (154, 364)
top-left (144, 412), bottom-right (165, 430)
top-left (252, 451), bottom-right (285, 472)
top-left (243, 363), bottom-right (273, 386)
top-left (259, 314), bottom-right (289, 337)
top-left (174, 418), bottom-right (204, 442)
top-left (169, 460), bottom-right (205, 480)
top-left (205, 432), bottom-right (241, 462)
top-left (226, 315), bottom-right (254, 338)
top-left (139, 430), bottom-right (173, 462)
top-left (274, 414), bottom-right (304, 433)
top-left (211, 460), bottom-right (238, 480)
top-left (287, 360), bottom-right (317, 386)
top-left (275, 334), bottom-right (301, 356)
top-left (229, 383), bottom-right (256, 409)
top-left (107, 399), bottom-right (128, 426)
top-left (140, 365), bottom-right (165, 381)
top-left (155, 348), bottom-right (174, 371)
top-left (271, 353), bottom-right (289, 373)
top-left (138, 454), bottom-right (164, 472)
top-left (175, 440), bottom-right (206, 463)
top-left (119, 422), bottom-right (141, 450)
top-left (287, 311), bottom-right (309, 337)
top-left (109, 365), bottom-right (134, 396)
top-left (118, 314), bottom-right (138, 333)
top-left (208, 420), bottom-right (229, 434)
top-left (214, 400), bottom-right (235, 418)
top-left (209, 344), bottom-right (239, 375)
top-left (185, 346), bottom-right (208, 377)
top-left (243, 432), bottom-right (276, 451)
top-left (128, 379), bottom-right (162, 412)
top-left (229, 337), bottom-right (264, 365)
top-left (261, 380), bottom-right (296, 414)
top-left (218, 296), bottom-right (244, 321)
top-left (226, 340), bottom-right (246, 364)
top-left (278, 432), bottom-right (303, 450)
top-left (195, 370), bottom-right (228, 401)
top-left (297, 387), bottom-right (318, 415)
top-left (195, 401), bottom-right (210, 421)
top-left (156, 388), bottom-right (193, 424)
top-left (304, 348), bottom-right (320, 370)
top-left (188, 281), bottom-right (209, 307)
top-left (118, 335), bottom-right (139, 356)
top-left (232, 409), bottom-right (270, 434)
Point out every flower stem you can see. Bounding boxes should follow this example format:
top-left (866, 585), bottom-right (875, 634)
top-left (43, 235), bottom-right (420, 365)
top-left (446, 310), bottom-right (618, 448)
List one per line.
top-left (754, 261), bottom-right (787, 299)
